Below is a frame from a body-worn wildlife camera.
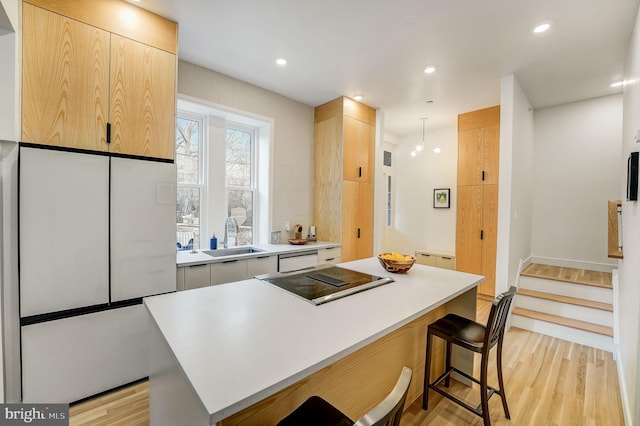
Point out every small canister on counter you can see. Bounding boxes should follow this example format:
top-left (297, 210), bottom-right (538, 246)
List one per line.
top-left (210, 233), bottom-right (217, 250)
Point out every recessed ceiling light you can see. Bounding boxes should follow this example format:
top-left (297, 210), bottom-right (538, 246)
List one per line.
top-left (533, 23), bottom-right (551, 33)
top-left (433, 147), bottom-right (441, 154)
top-left (354, 94), bottom-right (363, 101)
top-left (276, 58), bottom-right (287, 66)
top-left (424, 66), bottom-right (436, 74)
top-left (611, 81), bottom-right (624, 87)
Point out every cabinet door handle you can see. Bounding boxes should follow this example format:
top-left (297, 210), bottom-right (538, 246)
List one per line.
top-left (480, 230), bottom-right (484, 240)
top-left (482, 170), bottom-right (485, 181)
top-left (357, 228), bottom-right (361, 238)
top-left (420, 253), bottom-right (431, 257)
top-left (256, 256), bottom-right (270, 260)
top-left (442, 257), bottom-right (452, 260)
top-left (325, 257), bottom-right (335, 261)
top-left (106, 122), bottom-right (111, 144)
top-left (223, 259), bottom-right (238, 264)
top-left (189, 264), bottom-right (207, 268)
top-left (358, 166), bottom-right (362, 177)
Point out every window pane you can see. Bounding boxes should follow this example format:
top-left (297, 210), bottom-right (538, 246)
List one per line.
top-left (226, 127), bottom-right (252, 187)
top-left (387, 175), bottom-right (392, 227)
top-left (176, 117), bottom-right (200, 185)
top-left (176, 187), bottom-right (200, 250)
top-left (228, 189), bottom-right (253, 246)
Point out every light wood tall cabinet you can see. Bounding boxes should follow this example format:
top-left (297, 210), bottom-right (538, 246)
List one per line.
top-left (456, 106), bottom-right (500, 297)
top-left (314, 97), bottom-right (376, 262)
top-left (21, 0), bottom-right (177, 160)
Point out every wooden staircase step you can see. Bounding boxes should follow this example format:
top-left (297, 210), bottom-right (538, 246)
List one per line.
top-left (517, 288), bottom-right (613, 312)
top-left (512, 307), bottom-right (613, 337)
top-left (521, 264), bottom-right (612, 289)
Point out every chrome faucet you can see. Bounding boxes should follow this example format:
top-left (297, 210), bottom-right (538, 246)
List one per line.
top-left (223, 216), bottom-right (238, 248)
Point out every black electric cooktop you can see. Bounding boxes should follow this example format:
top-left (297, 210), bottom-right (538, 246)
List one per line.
top-left (257, 266), bottom-right (394, 305)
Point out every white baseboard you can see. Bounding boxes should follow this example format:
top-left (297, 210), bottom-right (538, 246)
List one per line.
top-left (616, 345), bottom-right (633, 426)
top-left (530, 256), bottom-right (618, 273)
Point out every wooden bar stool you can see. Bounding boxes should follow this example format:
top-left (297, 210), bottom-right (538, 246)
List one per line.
top-left (422, 286), bottom-right (516, 426)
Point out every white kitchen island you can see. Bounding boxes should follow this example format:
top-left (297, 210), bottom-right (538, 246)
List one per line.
top-left (144, 257), bottom-right (484, 425)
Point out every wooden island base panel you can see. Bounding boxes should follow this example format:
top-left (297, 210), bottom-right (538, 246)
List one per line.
top-left (145, 258), bottom-right (481, 426)
top-left (220, 307), bottom-right (446, 425)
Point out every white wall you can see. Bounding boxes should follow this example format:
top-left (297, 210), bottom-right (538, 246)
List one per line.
top-left (0, 0), bottom-right (18, 142)
top-left (177, 61), bottom-right (315, 240)
top-left (0, 0), bottom-right (17, 30)
top-left (384, 126), bottom-right (458, 255)
top-left (620, 5), bottom-right (640, 423)
top-left (531, 95), bottom-right (623, 267)
top-left (496, 74), bottom-right (535, 294)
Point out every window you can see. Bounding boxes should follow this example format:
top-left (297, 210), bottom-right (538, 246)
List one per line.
top-left (176, 98), bottom-right (271, 248)
top-left (176, 114), bottom-right (203, 250)
top-left (387, 175), bottom-right (392, 227)
top-left (226, 124), bottom-right (256, 245)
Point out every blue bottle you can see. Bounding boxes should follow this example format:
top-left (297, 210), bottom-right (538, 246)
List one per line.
top-left (210, 233), bottom-right (217, 250)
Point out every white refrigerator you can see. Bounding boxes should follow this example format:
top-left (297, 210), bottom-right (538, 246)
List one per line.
top-left (19, 146), bottom-right (176, 403)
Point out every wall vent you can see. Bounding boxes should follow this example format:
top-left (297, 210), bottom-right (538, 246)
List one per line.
top-left (383, 151), bottom-right (392, 167)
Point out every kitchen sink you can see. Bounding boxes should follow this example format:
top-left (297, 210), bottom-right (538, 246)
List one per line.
top-left (203, 247), bottom-right (265, 257)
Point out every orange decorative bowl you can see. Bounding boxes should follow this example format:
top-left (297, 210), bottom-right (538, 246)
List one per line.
top-left (377, 253), bottom-right (416, 273)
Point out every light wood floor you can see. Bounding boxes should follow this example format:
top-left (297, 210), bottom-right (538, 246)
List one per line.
top-left (69, 299), bottom-right (624, 426)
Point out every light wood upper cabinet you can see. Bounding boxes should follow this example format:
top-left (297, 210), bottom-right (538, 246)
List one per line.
top-left (21, 0), bottom-right (177, 160)
top-left (109, 35), bottom-right (176, 159)
top-left (457, 128), bottom-right (483, 186)
top-left (457, 124), bottom-right (499, 186)
top-left (22, 3), bottom-right (110, 150)
top-left (343, 116), bottom-right (375, 183)
top-left (483, 125), bottom-right (500, 185)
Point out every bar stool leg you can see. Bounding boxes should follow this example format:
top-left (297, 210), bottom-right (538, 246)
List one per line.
top-left (480, 351), bottom-right (491, 426)
top-left (422, 331), bottom-right (433, 410)
top-left (444, 341), bottom-right (452, 387)
top-left (496, 339), bottom-right (510, 419)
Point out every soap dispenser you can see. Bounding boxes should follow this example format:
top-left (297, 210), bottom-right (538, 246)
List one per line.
top-left (210, 233), bottom-right (217, 250)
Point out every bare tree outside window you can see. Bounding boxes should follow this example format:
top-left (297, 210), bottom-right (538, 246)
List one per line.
top-left (176, 116), bottom-right (202, 249)
top-left (226, 126), bottom-right (255, 245)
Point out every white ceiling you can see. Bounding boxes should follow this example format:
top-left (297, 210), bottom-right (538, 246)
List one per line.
top-left (134, 0), bottom-right (639, 138)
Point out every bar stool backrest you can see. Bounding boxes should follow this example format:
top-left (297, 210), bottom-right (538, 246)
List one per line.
top-left (484, 286), bottom-right (517, 349)
top-left (354, 366), bottom-right (413, 426)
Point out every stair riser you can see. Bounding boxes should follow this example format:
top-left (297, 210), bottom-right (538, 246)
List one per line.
top-left (510, 316), bottom-right (614, 352)
top-left (519, 276), bottom-right (612, 303)
top-left (516, 295), bottom-right (613, 327)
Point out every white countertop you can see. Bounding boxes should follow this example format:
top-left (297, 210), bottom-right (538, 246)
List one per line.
top-left (176, 241), bottom-right (340, 266)
top-left (144, 257), bottom-right (484, 423)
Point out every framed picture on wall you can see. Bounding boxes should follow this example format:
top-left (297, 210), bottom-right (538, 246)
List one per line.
top-left (433, 188), bottom-right (450, 208)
